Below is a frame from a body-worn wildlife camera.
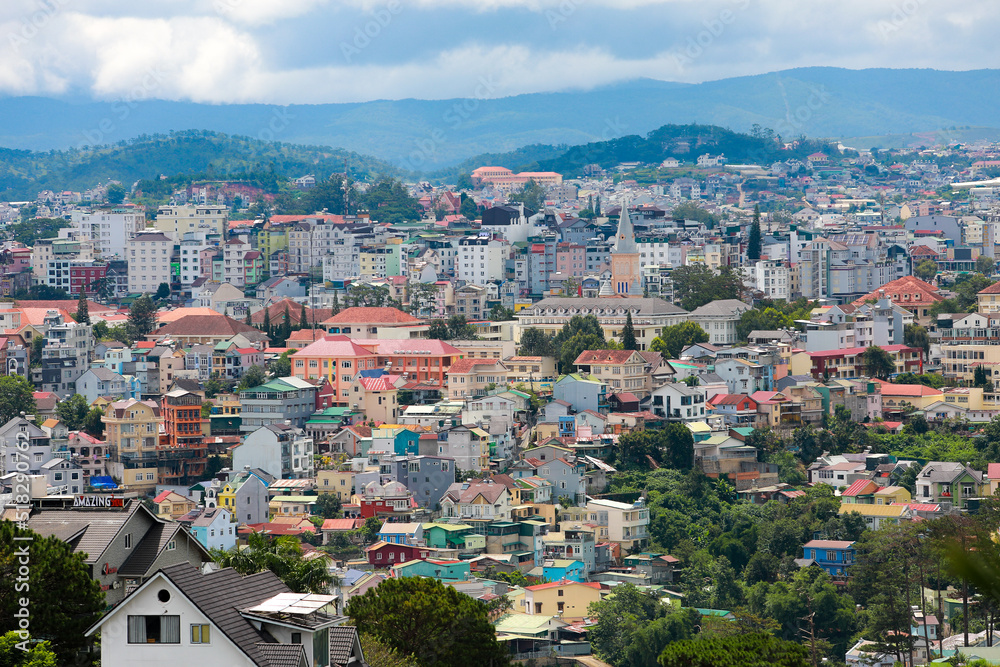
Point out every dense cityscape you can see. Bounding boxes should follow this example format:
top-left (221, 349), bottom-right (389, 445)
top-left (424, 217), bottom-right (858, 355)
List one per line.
top-left (3, 130), bottom-right (1000, 667)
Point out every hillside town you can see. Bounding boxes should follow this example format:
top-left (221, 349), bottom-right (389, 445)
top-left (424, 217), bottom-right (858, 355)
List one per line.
top-left (9, 139), bottom-right (1000, 667)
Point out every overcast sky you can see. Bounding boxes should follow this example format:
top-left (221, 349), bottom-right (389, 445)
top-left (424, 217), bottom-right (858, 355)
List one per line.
top-left (0, 0), bottom-right (995, 104)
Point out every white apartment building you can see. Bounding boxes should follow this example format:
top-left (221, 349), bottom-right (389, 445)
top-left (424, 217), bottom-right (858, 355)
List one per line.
top-left (754, 259), bottom-right (790, 301)
top-left (153, 204), bottom-right (228, 239)
top-left (69, 208), bottom-right (146, 259)
top-left (288, 219), bottom-right (380, 274)
top-left (457, 238), bottom-right (507, 283)
top-left (127, 233), bottom-right (173, 294)
top-left (222, 236), bottom-right (254, 288)
top-left (178, 235), bottom-right (217, 289)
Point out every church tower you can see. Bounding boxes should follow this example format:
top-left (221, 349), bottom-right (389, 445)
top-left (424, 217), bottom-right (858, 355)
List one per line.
top-left (610, 202), bottom-right (642, 295)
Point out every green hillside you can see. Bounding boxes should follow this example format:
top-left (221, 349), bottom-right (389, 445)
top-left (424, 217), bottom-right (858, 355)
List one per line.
top-left (0, 130), bottom-right (401, 201)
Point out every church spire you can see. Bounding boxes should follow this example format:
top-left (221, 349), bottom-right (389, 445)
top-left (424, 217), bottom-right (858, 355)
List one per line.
top-left (614, 200), bottom-right (637, 254)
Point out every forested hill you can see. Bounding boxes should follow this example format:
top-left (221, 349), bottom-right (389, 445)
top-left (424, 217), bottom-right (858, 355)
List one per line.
top-left (0, 130), bottom-right (401, 201)
top-left (434, 124), bottom-right (844, 181)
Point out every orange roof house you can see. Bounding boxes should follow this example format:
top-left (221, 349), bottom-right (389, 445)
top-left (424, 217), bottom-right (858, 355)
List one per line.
top-left (850, 275), bottom-right (943, 320)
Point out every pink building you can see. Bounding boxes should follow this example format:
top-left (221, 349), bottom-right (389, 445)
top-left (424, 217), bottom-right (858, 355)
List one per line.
top-left (555, 243), bottom-right (586, 277)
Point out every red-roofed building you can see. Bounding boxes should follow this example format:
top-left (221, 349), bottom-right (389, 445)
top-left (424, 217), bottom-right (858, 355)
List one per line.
top-left (841, 479), bottom-right (879, 504)
top-left (795, 344), bottom-right (922, 380)
top-left (321, 307), bottom-right (425, 339)
top-left (522, 580), bottom-right (602, 621)
top-left (707, 394), bottom-right (759, 426)
top-left (291, 336), bottom-right (462, 402)
top-left (573, 349), bottom-right (651, 398)
top-left (365, 541), bottom-right (432, 567)
top-left (850, 275), bottom-right (944, 322)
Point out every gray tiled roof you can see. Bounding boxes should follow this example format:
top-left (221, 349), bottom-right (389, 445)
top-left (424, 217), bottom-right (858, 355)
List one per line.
top-left (328, 626), bottom-right (361, 666)
top-left (161, 563), bottom-right (289, 667)
top-left (256, 643), bottom-right (308, 667)
top-left (118, 522), bottom-right (192, 577)
top-left (27, 499), bottom-right (142, 563)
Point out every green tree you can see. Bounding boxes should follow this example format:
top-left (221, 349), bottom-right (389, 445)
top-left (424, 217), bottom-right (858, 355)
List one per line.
top-left (904, 323), bottom-right (931, 361)
top-left (558, 332), bottom-right (605, 374)
top-left (621, 310), bottom-right (638, 351)
top-left (346, 576), bottom-right (509, 667)
top-left (0, 522), bottom-right (105, 664)
top-left (106, 183), bottom-right (126, 204)
top-left (82, 407), bottom-right (105, 439)
top-left (446, 315), bottom-right (478, 339)
top-left (126, 294), bottom-right (157, 343)
top-left (359, 632), bottom-right (419, 667)
top-left (588, 583), bottom-right (669, 666)
top-left (517, 327), bottom-right (555, 357)
top-left (671, 264), bottom-right (742, 310)
top-left (736, 306), bottom-right (793, 342)
top-left (616, 424), bottom-right (694, 470)
top-left (201, 401), bottom-right (214, 419)
top-left (747, 204), bottom-right (762, 261)
top-left (55, 394), bottom-right (90, 431)
top-left (625, 609), bottom-right (699, 667)
top-left (0, 376), bottom-right (36, 424)
top-left (488, 304), bottom-right (514, 321)
top-left (654, 321), bottom-right (709, 358)
top-left (312, 493), bottom-right (342, 520)
top-left (238, 365), bottom-right (268, 391)
top-left (0, 631), bottom-right (58, 667)
top-left (8, 218), bottom-right (70, 246)
top-left (459, 194), bottom-right (479, 220)
top-left (203, 377), bottom-right (228, 399)
top-left (155, 282), bottom-right (170, 300)
top-left (863, 345), bottom-right (896, 380)
top-left (406, 283), bottom-right (439, 317)
top-left (977, 255), bottom-right (995, 275)
top-left (507, 179), bottom-right (545, 213)
top-left (270, 350), bottom-right (293, 378)
top-left (75, 291), bottom-right (89, 325)
top-left (914, 258), bottom-right (938, 283)
top-left (359, 517), bottom-right (383, 544)
top-left (210, 531), bottom-right (332, 594)
top-left (357, 177), bottom-right (424, 224)
top-left (657, 632), bottom-right (809, 667)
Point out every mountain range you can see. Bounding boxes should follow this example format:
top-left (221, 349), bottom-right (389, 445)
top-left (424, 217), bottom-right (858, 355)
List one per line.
top-left (3, 67), bottom-right (1000, 172)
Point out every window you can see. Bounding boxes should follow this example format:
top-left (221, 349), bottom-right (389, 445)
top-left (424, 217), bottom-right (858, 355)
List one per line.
top-left (124, 534), bottom-right (132, 549)
top-left (291, 633), bottom-right (302, 644)
top-left (191, 624), bottom-right (210, 644)
top-left (167, 540), bottom-right (176, 551)
top-left (128, 615), bottom-right (180, 644)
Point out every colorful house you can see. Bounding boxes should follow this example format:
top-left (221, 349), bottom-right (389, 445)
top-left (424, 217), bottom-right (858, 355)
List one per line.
top-left (800, 539), bottom-right (856, 576)
top-left (527, 558), bottom-right (586, 583)
top-left (522, 581), bottom-right (602, 621)
top-left (391, 558), bottom-right (471, 582)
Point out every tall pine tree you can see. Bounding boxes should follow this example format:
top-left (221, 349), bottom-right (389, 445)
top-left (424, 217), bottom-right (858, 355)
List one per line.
top-left (747, 204), bottom-right (762, 261)
top-left (300, 302), bottom-right (309, 329)
top-left (76, 290), bottom-right (90, 325)
top-left (621, 310), bottom-right (638, 351)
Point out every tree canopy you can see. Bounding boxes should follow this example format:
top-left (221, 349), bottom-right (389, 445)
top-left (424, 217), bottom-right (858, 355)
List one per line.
top-left (0, 376), bottom-right (36, 425)
top-left (651, 321), bottom-right (709, 358)
top-left (345, 576), bottom-right (509, 667)
top-left (671, 265), bottom-right (742, 311)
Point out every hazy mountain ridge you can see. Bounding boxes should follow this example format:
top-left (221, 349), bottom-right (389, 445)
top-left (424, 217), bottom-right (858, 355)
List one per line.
top-left (2, 67), bottom-right (1000, 170)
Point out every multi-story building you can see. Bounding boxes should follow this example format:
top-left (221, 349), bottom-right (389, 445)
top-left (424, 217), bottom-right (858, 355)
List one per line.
top-left (178, 234), bottom-right (220, 289)
top-left (792, 344), bottom-right (924, 380)
top-left (238, 376), bottom-right (318, 433)
top-left (573, 349), bottom-right (651, 398)
top-left (446, 359), bottom-right (508, 399)
top-left (753, 259), bottom-right (790, 301)
top-left (127, 232), bottom-right (173, 294)
top-left (31, 238), bottom-right (95, 290)
top-left (292, 337), bottom-right (462, 402)
top-left (221, 236), bottom-right (264, 288)
top-left (0, 417), bottom-right (52, 476)
top-left (153, 204), bottom-right (228, 239)
top-left (69, 207), bottom-right (146, 259)
top-left (688, 299), bottom-right (752, 346)
top-left (585, 498), bottom-right (650, 550)
top-left (161, 389), bottom-right (205, 450)
top-left (457, 238), bottom-right (507, 283)
top-left (516, 297), bottom-right (688, 350)
top-left (234, 423), bottom-right (315, 479)
top-left (454, 284), bottom-right (487, 319)
top-left (39, 314), bottom-right (93, 397)
top-left (103, 398), bottom-right (163, 491)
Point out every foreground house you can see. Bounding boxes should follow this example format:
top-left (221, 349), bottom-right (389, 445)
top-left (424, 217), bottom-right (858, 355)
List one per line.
top-left (87, 562), bottom-right (364, 667)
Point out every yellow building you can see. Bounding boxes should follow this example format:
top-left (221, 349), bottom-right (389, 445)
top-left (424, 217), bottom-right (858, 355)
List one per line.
top-left (522, 581), bottom-right (602, 622)
top-left (155, 490), bottom-right (197, 519)
top-left (838, 503), bottom-right (909, 530)
top-left (573, 349), bottom-right (651, 398)
top-left (873, 486), bottom-right (911, 505)
top-left (268, 495), bottom-right (317, 520)
top-left (879, 382), bottom-right (944, 412)
top-left (258, 222), bottom-right (290, 260)
top-left (316, 470), bottom-right (355, 502)
top-left (103, 398), bottom-right (163, 492)
top-left (153, 204), bottom-right (228, 238)
top-left (943, 387), bottom-right (985, 411)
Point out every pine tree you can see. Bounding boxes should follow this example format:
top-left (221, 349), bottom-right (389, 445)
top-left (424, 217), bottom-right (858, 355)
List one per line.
top-left (245, 308), bottom-right (252, 326)
top-left (125, 295), bottom-right (157, 344)
top-left (621, 310), bottom-right (638, 351)
top-left (300, 302), bottom-right (309, 329)
top-left (76, 290), bottom-right (89, 325)
top-left (262, 307), bottom-right (272, 336)
top-left (595, 195), bottom-right (601, 217)
top-left (331, 292), bottom-right (341, 316)
top-left (747, 204), bottom-right (763, 261)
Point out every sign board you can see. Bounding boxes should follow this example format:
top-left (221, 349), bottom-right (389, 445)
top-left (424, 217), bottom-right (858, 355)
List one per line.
top-left (73, 495), bottom-right (125, 508)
